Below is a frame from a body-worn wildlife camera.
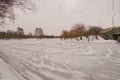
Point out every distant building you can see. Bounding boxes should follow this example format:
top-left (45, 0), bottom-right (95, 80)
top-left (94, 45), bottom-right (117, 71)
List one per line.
top-left (28, 32), bottom-right (32, 36)
top-left (34, 28), bottom-right (44, 37)
top-left (101, 26), bottom-right (120, 41)
top-left (16, 27), bottom-right (24, 35)
top-left (101, 28), bottom-right (112, 34)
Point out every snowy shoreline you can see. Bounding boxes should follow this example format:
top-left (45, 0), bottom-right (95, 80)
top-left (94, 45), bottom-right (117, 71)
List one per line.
top-left (0, 57), bottom-right (26, 80)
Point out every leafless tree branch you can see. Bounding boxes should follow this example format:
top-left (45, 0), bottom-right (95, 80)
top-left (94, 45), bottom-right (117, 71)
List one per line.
top-left (0, 0), bottom-right (35, 26)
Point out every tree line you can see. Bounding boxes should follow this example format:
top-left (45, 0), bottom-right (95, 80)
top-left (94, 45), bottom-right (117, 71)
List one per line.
top-left (0, 27), bottom-right (59, 39)
top-left (0, 31), bottom-right (32, 39)
top-left (60, 23), bottom-right (102, 41)
top-left (0, 31), bottom-right (59, 39)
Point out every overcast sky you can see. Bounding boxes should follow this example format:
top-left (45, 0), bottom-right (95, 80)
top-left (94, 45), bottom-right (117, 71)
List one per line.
top-left (1, 0), bottom-right (120, 35)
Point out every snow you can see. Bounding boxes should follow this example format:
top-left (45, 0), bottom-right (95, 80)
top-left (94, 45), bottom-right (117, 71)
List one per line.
top-left (0, 58), bottom-right (25, 80)
top-left (0, 36), bottom-right (120, 80)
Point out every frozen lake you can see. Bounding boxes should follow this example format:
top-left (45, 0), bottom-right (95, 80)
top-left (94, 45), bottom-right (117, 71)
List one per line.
top-left (0, 38), bottom-right (120, 80)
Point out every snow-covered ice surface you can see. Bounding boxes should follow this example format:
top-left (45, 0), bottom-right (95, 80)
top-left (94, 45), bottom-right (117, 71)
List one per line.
top-left (0, 37), bottom-right (120, 80)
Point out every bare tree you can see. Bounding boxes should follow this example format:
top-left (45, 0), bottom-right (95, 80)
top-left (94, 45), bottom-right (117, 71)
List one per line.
top-left (71, 23), bottom-right (85, 40)
top-left (16, 27), bottom-right (24, 35)
top-left (60, 30), bottom-right (70, 40)
top-left (88, 26), bottom-right (102, 39)
top-left (0, 0), bottom-right (35, 26)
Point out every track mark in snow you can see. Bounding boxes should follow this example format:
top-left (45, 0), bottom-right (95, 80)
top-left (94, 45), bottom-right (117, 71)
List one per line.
top-left (105, 48), bottom-right (114, 58)
top-left (20, 61), bottom-right (53, 80)
top-left (98, 74), bottom-right (110, 78)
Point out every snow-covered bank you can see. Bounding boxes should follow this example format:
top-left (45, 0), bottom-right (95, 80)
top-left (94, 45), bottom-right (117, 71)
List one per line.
top-left (0, 58), bottom-right (25, 80)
